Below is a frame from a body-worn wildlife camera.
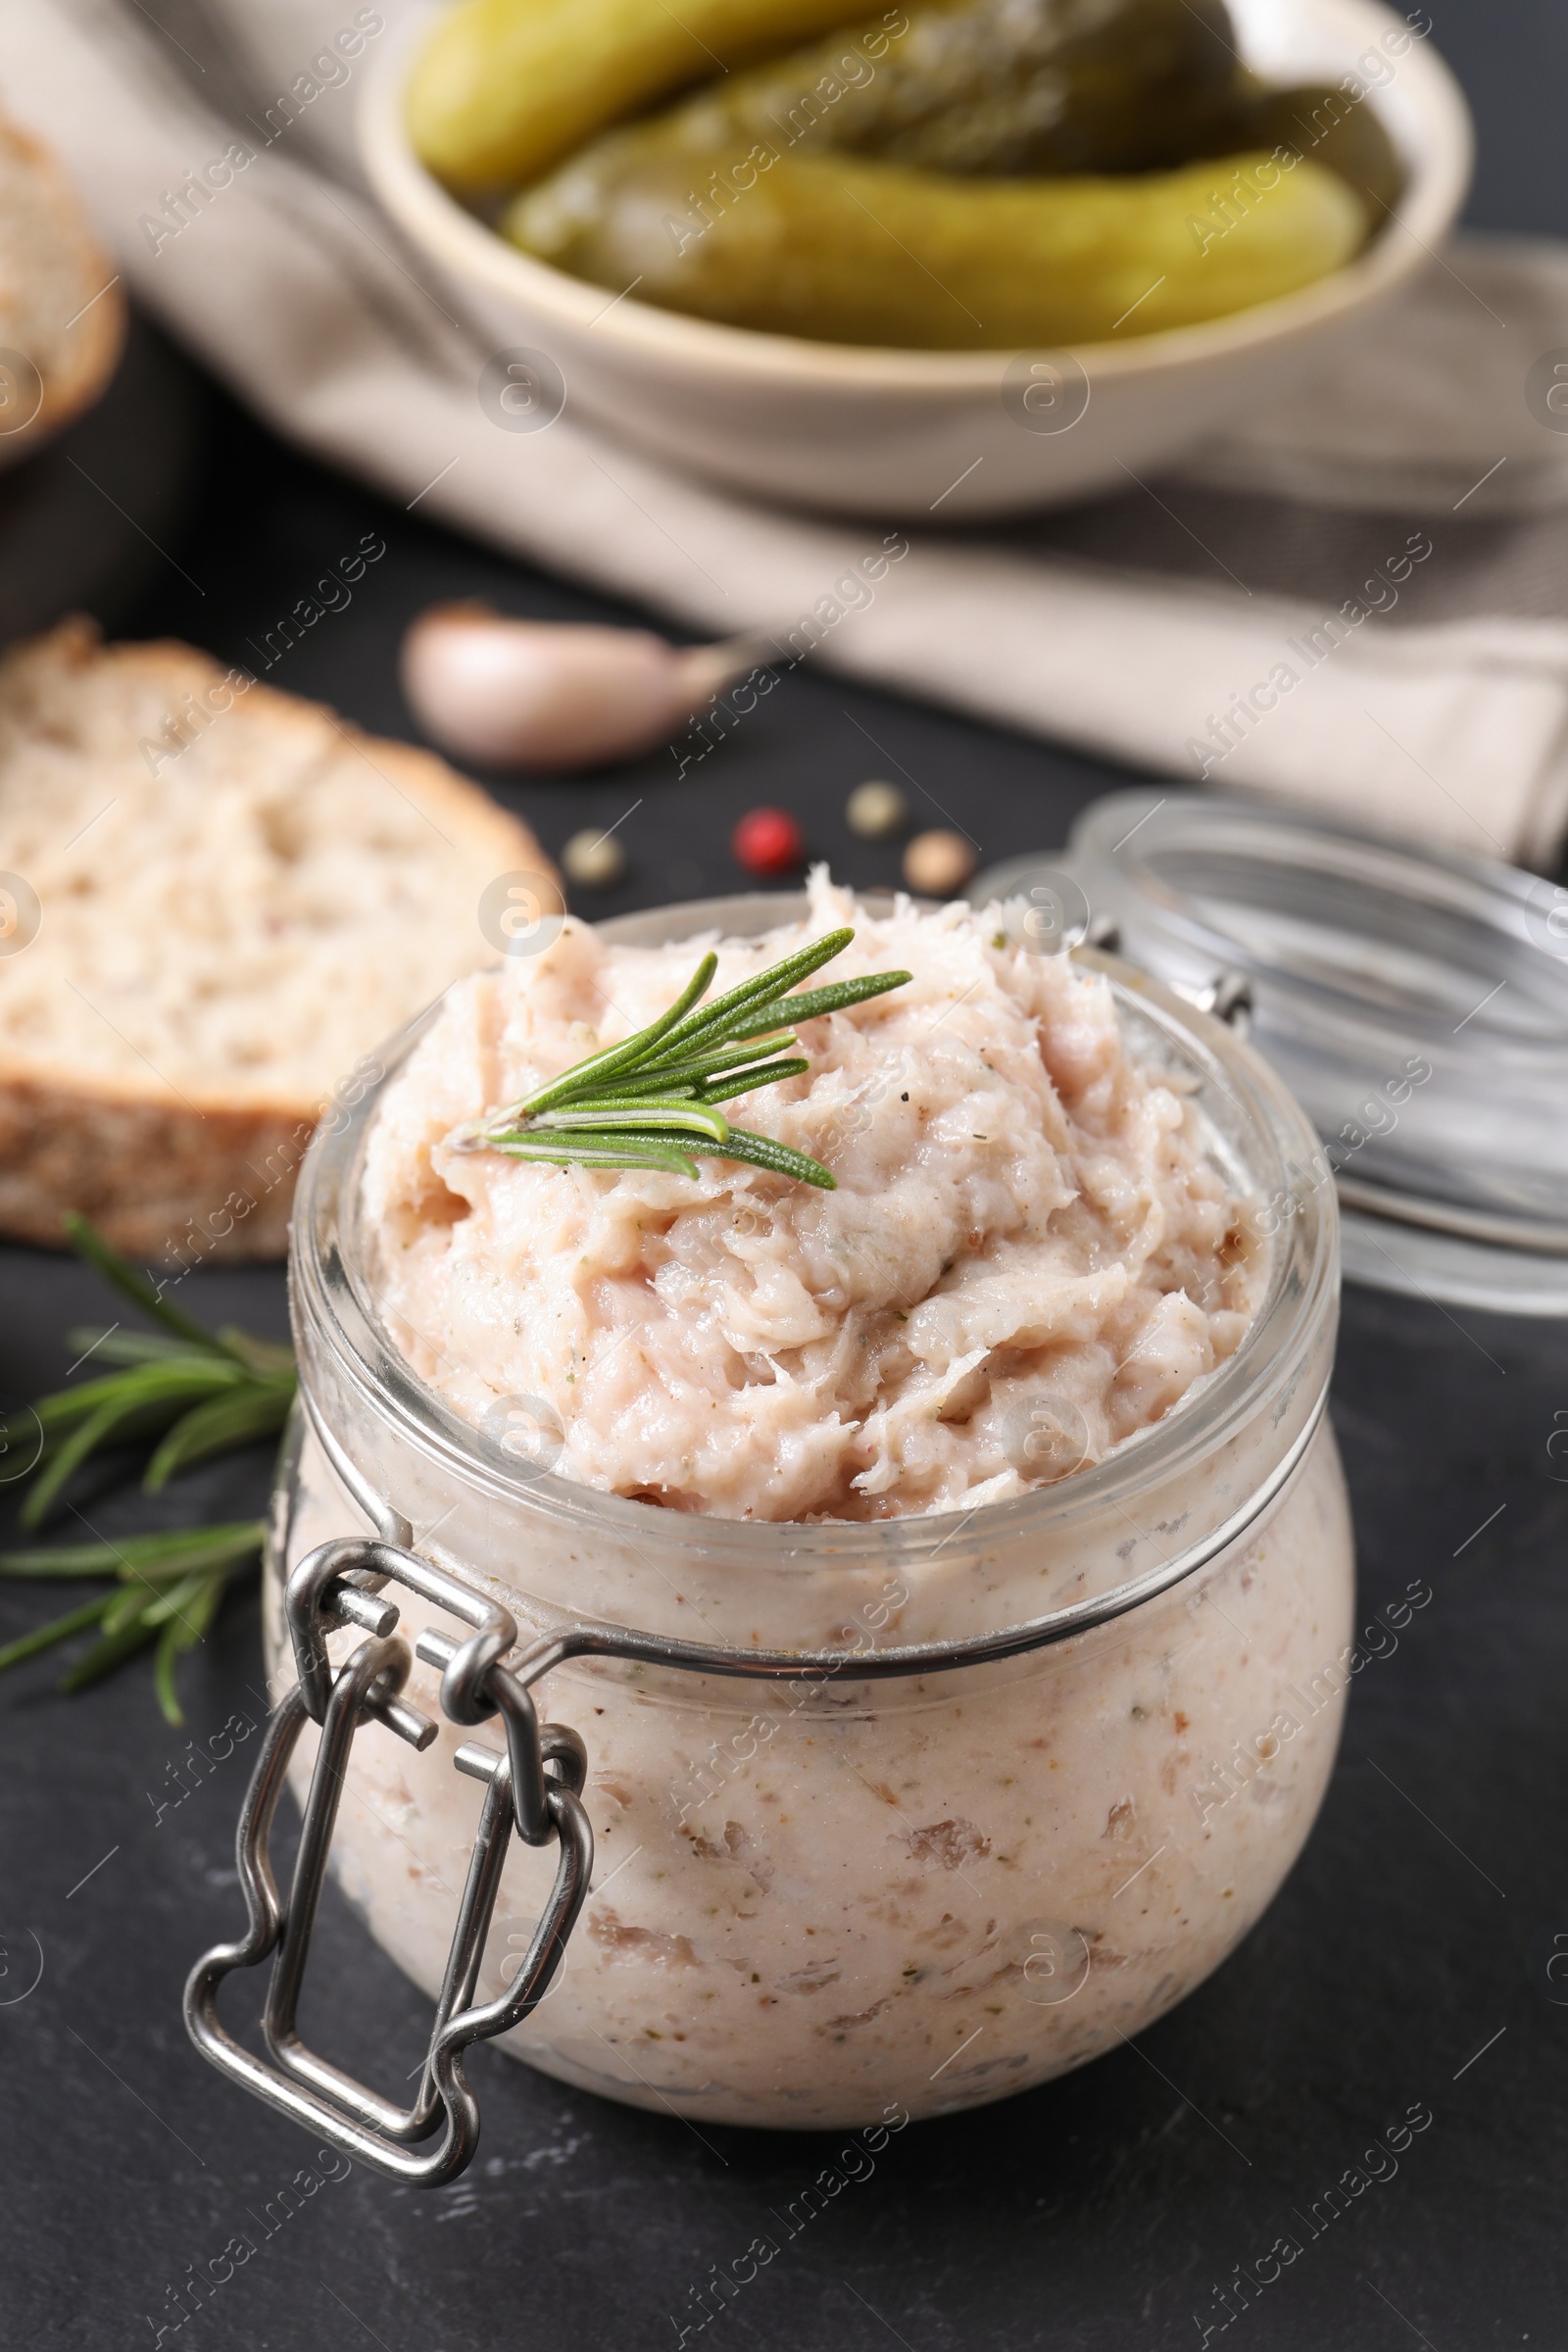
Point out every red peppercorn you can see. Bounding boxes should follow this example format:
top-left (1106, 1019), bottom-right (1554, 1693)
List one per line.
top-left (732, 807), bottom-right (804, 876)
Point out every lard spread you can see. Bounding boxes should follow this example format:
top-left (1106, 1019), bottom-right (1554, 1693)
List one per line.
top-left (363, 875), bottom-right (1264, 1520)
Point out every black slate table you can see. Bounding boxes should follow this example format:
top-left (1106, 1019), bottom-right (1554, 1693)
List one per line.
top-left (4, 5), bottom-right (1567, 2341)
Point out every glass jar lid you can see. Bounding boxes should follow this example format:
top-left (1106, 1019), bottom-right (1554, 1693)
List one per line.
top-left (970, 792), bottom-right (1568, 1318)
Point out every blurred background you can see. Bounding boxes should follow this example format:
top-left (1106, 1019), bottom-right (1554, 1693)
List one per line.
top-left (3, 0), bottom-right (1566, 932)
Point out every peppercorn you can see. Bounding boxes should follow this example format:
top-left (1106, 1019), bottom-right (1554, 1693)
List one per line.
top-left (733, 807), bottom-right (804, 875)
top-left (904, 829), bottom-right (977, 895)
top-left (562, 827), bottom-right (627, 888)
top-left (845, 779), bottom-right (909, 839)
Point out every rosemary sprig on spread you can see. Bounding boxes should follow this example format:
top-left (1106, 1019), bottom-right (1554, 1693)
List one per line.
top-left (0, 1215), bottom-right (294, 1723)
top-left (449, 924), bottom-right (909, 1189)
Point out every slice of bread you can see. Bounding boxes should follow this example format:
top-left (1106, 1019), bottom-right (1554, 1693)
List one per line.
top-left (0, 618), bottom-right (556, 1262)
top-left (0, 114), bottom-right (125, 466)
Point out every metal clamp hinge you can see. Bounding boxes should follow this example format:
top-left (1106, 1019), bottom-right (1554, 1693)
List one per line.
top-left (182, 1538), bottom-right (592, 2185)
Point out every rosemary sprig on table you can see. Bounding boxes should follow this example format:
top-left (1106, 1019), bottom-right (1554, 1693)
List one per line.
top-left (19, 1213), bottom-right (295, 1530)
top-left (0, 1215), bottom-right (294, 1724)
top-left (0, 1523), bottom-right (266, 1725)
top-left (449, 924), bottom-right (909, 1189)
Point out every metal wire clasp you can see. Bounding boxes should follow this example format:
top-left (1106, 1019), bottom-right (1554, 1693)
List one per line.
top-left (182, 1538), bottom-right (592, 2185)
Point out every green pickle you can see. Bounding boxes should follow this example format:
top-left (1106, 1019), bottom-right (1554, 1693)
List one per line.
top-left (638, 0), bottom-right (1241, 177)
top-left (1220, 81), bottom-right (1405, 219)
top-left (409, 0), bottom-right (884, 193)
top-left (507, 132), bottom-right (1368, 348)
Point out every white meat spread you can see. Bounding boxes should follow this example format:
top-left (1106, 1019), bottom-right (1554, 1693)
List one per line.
top-left (363, 875), bottom-right (1263, 1517)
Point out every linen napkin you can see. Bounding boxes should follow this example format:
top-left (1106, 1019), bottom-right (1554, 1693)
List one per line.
top-left (6, 0), bottom-right (1568, 869)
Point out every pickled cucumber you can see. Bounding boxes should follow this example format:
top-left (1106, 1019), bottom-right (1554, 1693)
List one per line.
top-left (409, 0), bottom-right (889, 194)
top-left (506, 133), bottom-right (1368, 348)
top-left (1220, 81), bottom-right (1405, 219)
top-left (654, 0), bottom-right (1241, 179)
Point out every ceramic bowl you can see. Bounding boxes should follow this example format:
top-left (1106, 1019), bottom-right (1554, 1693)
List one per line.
top-left (361, 0), bottom-right (1472, 520)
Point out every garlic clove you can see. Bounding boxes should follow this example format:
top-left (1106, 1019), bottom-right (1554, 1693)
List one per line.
top-left (665, 637), bottom-right (767, 709)
top-left (401, 602), bottom-right (771, 773)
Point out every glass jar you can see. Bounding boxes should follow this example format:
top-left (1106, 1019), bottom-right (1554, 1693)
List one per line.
top-left (264, 896), bottom-right (1350, 2132)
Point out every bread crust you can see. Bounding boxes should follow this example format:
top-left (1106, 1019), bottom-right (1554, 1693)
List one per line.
top-left (0, 115), bottom-right (125, 465)
top-left (0, 1077), bottom-right (308, 1261)
top-left (0, 620), bottom-right (556, 1263)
